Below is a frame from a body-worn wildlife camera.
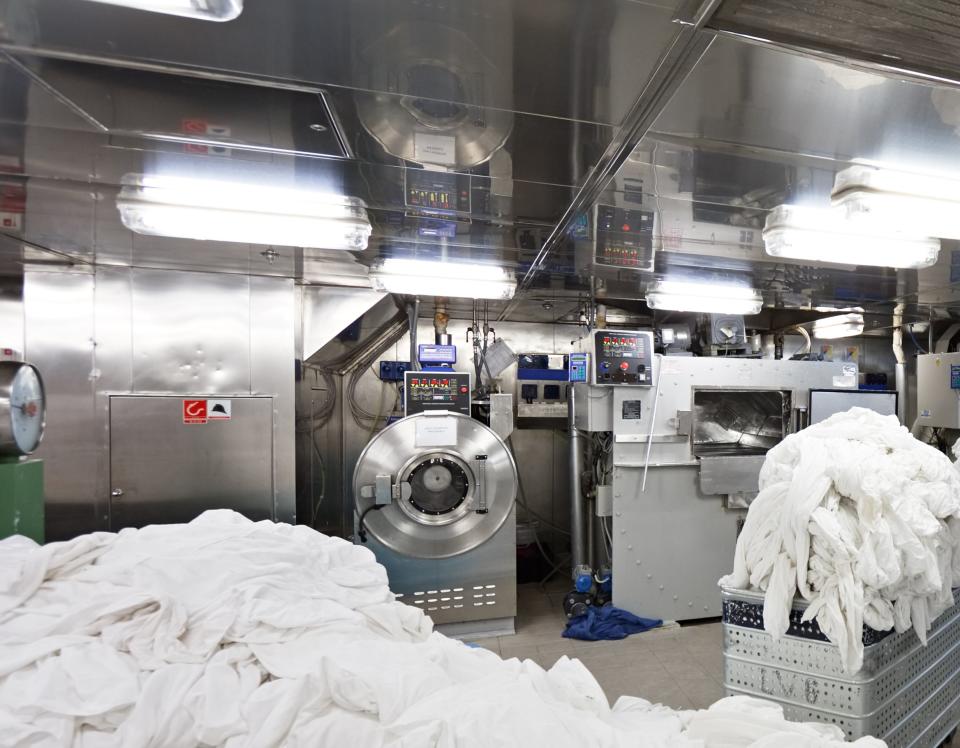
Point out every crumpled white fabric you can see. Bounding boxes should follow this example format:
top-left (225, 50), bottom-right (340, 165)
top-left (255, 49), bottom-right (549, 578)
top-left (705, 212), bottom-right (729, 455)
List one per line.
top-left (721, 408), bottom-right (960, 672)
top-left (0, 510), bottom-right (885, 746)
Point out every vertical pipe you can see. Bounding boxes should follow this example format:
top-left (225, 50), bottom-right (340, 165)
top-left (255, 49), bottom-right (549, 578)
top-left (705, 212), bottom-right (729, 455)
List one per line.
top-left (408, 297), bottom-right (420, 371)
top-left (568, 385), bottom-right (586, 573)
top-left (586, 498), bottom-right (595, 572)
top-left (893, 303), bottom-right (907, 424)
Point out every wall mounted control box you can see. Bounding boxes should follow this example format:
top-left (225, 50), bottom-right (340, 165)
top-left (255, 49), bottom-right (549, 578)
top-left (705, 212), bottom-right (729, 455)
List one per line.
top-left (590, 329), bottom-right (654, 386)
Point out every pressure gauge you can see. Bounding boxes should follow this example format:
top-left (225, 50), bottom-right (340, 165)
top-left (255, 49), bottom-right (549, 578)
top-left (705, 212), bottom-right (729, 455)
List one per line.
top-left (0, 362), bottom-right (46, 456)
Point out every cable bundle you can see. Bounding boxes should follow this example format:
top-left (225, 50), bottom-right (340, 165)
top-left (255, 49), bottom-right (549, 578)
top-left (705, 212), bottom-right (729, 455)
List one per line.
top-left (721, 408), bottom-right (960, 671)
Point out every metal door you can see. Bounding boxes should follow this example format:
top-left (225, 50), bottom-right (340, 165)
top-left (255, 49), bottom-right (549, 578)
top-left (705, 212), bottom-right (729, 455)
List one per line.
top-left (109, 396), bottom-right (274, 529)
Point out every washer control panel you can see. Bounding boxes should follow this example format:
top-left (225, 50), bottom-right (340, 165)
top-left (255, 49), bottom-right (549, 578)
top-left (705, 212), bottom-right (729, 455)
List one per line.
top-left (404, 371), bottom-right (471, 415)
top-left (591, 330), bottom-right (654, 386)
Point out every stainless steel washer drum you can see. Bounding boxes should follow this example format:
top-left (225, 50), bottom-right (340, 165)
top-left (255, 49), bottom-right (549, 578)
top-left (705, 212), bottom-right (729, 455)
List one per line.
top-left (353, 413), bottom-right (517, 559)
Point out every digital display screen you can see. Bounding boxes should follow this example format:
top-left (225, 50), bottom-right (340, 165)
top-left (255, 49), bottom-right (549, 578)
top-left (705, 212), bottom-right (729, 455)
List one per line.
top-left (601, 335), bottom-right (643, 358)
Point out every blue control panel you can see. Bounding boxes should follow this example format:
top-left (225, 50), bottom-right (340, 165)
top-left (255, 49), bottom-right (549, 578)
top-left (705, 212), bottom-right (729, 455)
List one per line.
top-left (568, 353), bottom-right (589, 383)
top-left (951, 365), bottom-right (960, 390)
top-left (418, 344), bottom-right (457, 365)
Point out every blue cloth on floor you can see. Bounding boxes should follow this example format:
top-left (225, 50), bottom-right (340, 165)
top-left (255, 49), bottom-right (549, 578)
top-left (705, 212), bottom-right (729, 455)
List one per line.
top-left (562, 605), bottom-right (662, 641)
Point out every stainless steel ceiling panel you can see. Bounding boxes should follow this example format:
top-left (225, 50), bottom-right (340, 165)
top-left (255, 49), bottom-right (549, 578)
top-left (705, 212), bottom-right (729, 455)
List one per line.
top-left (0, 0), bottom-right (677, 126)
top-left (650, 36), bottom-right (960, 176)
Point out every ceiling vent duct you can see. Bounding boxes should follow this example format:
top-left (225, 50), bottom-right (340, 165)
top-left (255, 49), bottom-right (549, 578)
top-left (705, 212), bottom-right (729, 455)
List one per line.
top-left (355, 15), bottom-right (513, 168)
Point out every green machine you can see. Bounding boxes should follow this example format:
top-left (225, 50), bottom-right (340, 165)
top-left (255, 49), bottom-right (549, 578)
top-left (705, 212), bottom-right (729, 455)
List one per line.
top-left (0, 361), bottom-right (46, 544)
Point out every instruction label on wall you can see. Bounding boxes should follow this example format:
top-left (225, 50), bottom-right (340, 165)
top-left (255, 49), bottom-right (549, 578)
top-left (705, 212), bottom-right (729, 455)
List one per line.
top-left (183, 399), bottom-right (232, 424)
top-left (415, 416), bottom-right (458, 447)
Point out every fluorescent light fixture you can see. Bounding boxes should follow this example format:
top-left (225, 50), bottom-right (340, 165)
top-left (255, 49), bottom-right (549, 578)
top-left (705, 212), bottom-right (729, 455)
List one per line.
top-left (813, 313), bottom-right (865, 340)
top-left (763, 204), bottom-right (940, 269)
top-left (833, 165), bottom-right (960, 241)
top-left (117, 174), bottom-right (372, 250)
top-left (79, 0), bottom-right (242, 20)
top-left (369, 258), bottom-right (516, 299)
top-left (645, 279), bottom-right (763, 315)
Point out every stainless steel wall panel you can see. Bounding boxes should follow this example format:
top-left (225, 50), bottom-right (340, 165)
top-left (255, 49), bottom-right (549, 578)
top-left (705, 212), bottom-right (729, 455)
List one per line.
top-left (129, 268), bottom-right (250, 394)
top-left (109, 395), bottom-right (274, 528)
top-left (612, 464), bottom-right (741, 620)
top-left (23, 269), bottom-right (99, 539)
top-left (23, 266), bottom-right (296, 539)
top-left (251, 274), bottom-right (296, 523)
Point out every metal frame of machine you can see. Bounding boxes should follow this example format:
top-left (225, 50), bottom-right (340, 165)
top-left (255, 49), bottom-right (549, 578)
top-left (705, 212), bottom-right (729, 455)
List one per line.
top-left (353, 411), bottom-right (518, 636)
top-left (576, 353), bottom-right (859, 622)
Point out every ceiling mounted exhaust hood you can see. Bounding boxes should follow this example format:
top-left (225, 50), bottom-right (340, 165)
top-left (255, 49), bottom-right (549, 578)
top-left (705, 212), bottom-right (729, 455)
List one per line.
top-left (762, 204), bottom-right (940, 269)
top-left (116, 174), bottom-right (372, 250)
top-left (77, 0), bottom-right (242, 21)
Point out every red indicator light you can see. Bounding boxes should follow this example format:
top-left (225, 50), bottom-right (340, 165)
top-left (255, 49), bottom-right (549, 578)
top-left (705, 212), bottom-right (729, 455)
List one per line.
top-left (459, 386), bottom-right (468, 394)
top-left (442, 379), bottom-right (449, 386)
top-left (622, 224), bottom-right (630, 231)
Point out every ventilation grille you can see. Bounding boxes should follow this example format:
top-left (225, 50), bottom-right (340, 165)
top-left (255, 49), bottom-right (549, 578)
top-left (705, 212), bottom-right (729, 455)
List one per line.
top-left (396, 584), bottom-right (498, 613)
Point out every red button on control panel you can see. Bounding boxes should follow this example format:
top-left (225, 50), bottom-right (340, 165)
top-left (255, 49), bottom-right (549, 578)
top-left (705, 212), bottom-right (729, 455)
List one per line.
top-left (619, 361), bottom-right (629, 370)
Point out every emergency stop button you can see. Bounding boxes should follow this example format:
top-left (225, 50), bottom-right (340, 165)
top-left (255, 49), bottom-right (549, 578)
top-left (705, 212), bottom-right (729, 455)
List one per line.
top-left (619, 361), bottom-right (629, 371)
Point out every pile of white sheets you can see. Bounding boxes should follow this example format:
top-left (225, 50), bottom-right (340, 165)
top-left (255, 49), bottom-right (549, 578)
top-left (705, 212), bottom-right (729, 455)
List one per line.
top-left (721, 407), bottom-right (960, 672)
top-left (0, 509), bottom-right (883, 747)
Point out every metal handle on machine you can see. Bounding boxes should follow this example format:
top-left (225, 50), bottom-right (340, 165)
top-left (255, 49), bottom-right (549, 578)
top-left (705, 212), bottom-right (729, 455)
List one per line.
top-left (111, 488), bottom-right (124, 498)
top-left (474, 454), bottom-right (488, 514)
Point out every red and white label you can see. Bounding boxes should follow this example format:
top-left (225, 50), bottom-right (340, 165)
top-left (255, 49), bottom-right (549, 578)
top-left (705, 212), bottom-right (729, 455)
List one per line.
top-left (181, 119), bottom-right (232, 156)
top-left (183, 399), bottom-right (208, 424)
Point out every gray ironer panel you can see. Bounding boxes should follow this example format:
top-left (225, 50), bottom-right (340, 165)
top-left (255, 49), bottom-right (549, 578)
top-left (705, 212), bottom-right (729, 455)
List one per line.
top-left (109, 395), bottom-right (273, 529)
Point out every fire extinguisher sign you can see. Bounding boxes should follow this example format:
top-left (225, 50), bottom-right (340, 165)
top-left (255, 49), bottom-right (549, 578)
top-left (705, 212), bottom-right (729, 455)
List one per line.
top-left (183, 399), bottom-right (208, 424)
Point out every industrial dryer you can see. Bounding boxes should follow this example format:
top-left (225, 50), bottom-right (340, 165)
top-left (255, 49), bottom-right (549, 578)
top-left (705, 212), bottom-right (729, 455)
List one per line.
top-left (353, 409), bottom-right (518, 635)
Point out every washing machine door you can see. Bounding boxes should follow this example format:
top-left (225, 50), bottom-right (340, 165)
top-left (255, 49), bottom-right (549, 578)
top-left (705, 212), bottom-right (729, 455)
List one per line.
top-left (353, 412), bottom-right (517, 559)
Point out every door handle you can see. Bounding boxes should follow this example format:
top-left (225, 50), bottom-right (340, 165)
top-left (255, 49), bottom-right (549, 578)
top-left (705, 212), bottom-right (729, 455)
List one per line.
top-left (111, 488), bottom-right (124, 498)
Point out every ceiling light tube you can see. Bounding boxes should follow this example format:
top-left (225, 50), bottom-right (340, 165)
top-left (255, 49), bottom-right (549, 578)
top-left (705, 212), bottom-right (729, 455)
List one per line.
top-left (645, 279), bottom-right (763, 315)
top-left (763, 204), bottom-right (940, 269)
top-left (116, 174), bottom-right (372, 250)
top-left (833, 165), bottom-right (960, 241)
top-left (78, 0), bottom-right (242, 21)
top-left (369, 258), bottom-right (516, 299)
top-left (813, 313), bottom-right (865, 340)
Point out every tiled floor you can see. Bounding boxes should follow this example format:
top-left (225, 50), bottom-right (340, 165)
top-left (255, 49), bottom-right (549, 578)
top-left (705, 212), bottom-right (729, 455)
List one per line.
top-left (468, 581), bottom-right (726, 710)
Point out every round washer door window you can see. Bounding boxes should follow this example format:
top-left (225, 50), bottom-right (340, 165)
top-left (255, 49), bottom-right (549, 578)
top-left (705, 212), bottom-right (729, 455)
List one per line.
top-left (406, 457), bottom-right (469, 515)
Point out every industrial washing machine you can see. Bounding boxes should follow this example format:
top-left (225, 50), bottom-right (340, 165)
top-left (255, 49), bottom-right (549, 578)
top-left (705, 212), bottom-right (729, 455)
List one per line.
top-left (353, 411), bottom-right (517, 636)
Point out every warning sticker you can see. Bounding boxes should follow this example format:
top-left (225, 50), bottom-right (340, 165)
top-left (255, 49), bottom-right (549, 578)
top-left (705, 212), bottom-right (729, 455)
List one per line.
top-left (183, 399), bottom-right (207, 424)
top-left (207, 399), bottom-right (232, 420)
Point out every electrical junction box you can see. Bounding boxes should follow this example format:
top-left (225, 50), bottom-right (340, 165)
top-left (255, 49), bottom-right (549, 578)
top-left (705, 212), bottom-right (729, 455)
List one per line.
top-left (379, 360), bottom-right (411, 381)
top-left (918, 353), bottom-right (960, 428)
